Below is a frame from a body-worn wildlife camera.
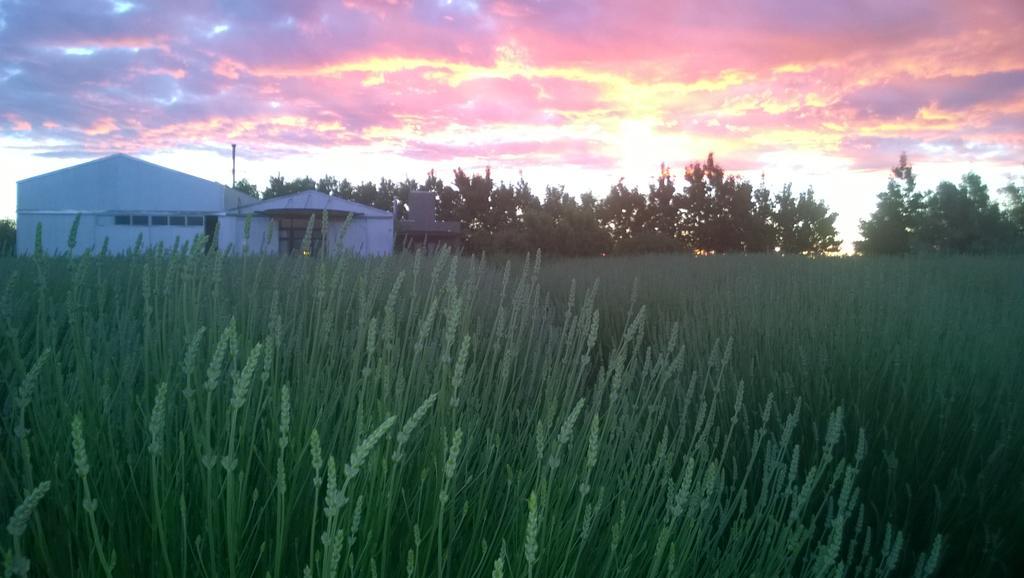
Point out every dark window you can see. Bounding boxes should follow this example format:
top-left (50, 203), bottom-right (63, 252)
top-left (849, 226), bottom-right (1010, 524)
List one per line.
top-left (204, 216), bottom-right (218, 245)
top-left (169, 216), bottom-right (186, 226)
top-left (151, 216), bottom-right (168, 226)
top-left (114, 215), bottom-right (130, 225)
top-left (131, 215), bottom-right (149, 226)
top-left (278, 215), bottom-right (326, 255)
top-left (186, 216), bottom-right (203, 227)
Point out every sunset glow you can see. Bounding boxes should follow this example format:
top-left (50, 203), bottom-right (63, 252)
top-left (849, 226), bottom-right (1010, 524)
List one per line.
top-left (2, 0), bottom-right (1023, 249)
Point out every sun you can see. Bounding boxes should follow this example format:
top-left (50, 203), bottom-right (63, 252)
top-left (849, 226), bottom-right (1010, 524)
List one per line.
top-left (615, 117), bottom-right (694, 178)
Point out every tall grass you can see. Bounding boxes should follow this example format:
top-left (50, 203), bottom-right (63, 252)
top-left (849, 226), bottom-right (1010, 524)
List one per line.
top-left (1, 242), bottom-right (1018, 576)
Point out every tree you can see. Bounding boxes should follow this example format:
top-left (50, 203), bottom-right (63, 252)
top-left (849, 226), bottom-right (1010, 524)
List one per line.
top-left (316, 175), bottom-right (341, 195)
top-left (774, 184), bottom-right (799, 253)
top-left (746, 175), bottom-right (777, 253)
top-left (352, 181), bottom-right (381, 209)
top-left (426, 170), bottom-right (460, 224)
top-left (999, 180), bottom-right (1024, 235)
top-left (597, 180), bottom-right (647, 251)
top-left (263, 175), bottom-right (316, 199)
top-left (794, 188), bottom-right (841, 254)
top-left (919, 174), bottom-right (1016, 253)
top-left (572, 192), bottom-right (613, 255)
top-left (497, 187), bottom-right (611, 256)
top-left (676, 153), bottom-right (760, 253)
top-left (773, 185), bottom-right (840, 254)
top-left (679, 155), bottom-right (718, 250)
top-left (334, 179), bottom-right (354, 200)
top-left (856, 153), bottom-right (924, 254)
top-left (706, 174), bottom-right (754, 253)
top-left (245, 158), bottom-right (857, 257)
top-left (450, 168), bottom-right (494, 252)
top-left (643, 164), bottom-right (682, 246)
top-left (0, 219), bottom-right (15, 255)
top-left (233, 179), bottom-right (259, 197)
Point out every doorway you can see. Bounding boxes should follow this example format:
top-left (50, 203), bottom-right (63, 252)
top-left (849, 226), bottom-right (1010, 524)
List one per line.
top-left (204, 215), bottom-right (218, 251)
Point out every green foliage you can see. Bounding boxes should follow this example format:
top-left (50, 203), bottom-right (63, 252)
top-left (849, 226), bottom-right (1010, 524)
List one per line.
top-left (644, 164), bottom-right (682, 242)
top-left (493, 188), bottom-right (612, 257)
top-left (692, 155), bottom-right (757, 253)
top-left (746, 176), bottom-right (777, 253)
top-left (263, 174), bottom-right (317, 199)
top-left (1001, 180), bottom-right (1024, 234)
top-left (597, 180), bottom-right (647, 249)
top-left (858, 154), bottom-right (1020, 254)
top-left (1, 250), bottom-right (1022, 577)
top-left (857, 154), bottom-right (924, 255)
top-left (0, 219), bottom-right (14, 256)
top-left (917, 175), bottom-right (1017, 252)
top-left (237, 155), bottom-right (1024, 257)
top-left (249, 155), bottom-right (842, 256)
top-left (232, 179), bottom-right (259, 197)
top-left (775, 186), bottom-right (841, 254)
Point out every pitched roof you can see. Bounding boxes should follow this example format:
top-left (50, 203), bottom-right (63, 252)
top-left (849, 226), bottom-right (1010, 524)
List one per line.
top-left (16, 153), bottom-right (224, 187)
top-left (237, 189), bottom-right (392, 217)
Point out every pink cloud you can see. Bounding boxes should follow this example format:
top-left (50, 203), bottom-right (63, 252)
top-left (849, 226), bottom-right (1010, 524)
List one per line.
top-left (0, 0), bottom-right (1021, 178)
top-left (4, 114), bottom-right (32, 131)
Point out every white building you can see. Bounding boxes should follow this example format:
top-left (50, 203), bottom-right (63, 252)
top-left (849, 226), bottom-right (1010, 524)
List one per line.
top-left (16, 154), bottom-right (394, 256)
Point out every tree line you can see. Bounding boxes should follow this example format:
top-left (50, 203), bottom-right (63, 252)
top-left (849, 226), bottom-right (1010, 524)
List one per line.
top-left (857, 154), bottom-right (1024, 254)
top-left (239, 154), bottom-right (843, 256)
top-left (5, 152), bottom-right (1018, 257)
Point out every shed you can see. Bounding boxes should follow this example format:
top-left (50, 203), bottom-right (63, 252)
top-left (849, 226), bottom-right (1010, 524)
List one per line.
top-left (397, 189), bottom-right (461, 251)
top-left (228, 190), bottom-right (394, 256)
top-left (15, 154), bottom-right (394, 256)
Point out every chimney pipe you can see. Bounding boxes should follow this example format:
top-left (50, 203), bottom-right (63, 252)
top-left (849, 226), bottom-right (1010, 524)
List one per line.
top-left (231, 143), bottom-right (237, 188)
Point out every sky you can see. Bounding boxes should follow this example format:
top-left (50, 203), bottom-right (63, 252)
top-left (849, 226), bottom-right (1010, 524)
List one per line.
top-left (2, 0), bottom-right (1023, 251)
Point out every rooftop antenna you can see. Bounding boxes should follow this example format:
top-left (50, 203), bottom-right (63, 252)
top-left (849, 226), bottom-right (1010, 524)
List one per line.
top-left (231, 143), bottom-right (237, 188)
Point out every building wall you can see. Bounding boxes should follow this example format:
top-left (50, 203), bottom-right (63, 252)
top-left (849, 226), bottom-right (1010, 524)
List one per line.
top-left (217, 215), bottom-right (280, 254)
top-left (219, 215), bottom-right (393, 256)
top-left (247, 217), bottom-right (279, 254)
top-left (334, 217), bottom-right (393, 256)
top-left (16, 213), bottom-right (208, 255)
top-left (15, 155), bottom-right (393, 257)
top-left (17, 212), bottom-right (394, 256)
top-left (16, 214), bottom-right (86, 255)
top-left (16, 155), bottom-right (249, 255)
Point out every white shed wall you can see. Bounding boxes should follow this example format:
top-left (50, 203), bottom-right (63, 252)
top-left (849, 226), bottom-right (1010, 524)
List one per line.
top-left (14, 213), bottom-right (210, 256)
top-left (217, 215), bottom-right (393, 256)
top-left (15, 156), bottom-right (392, 257)
top-left (16, 214), bottom-right (87, 255)
top-left (334, 217), bottom-right (393, 256)
top-left (216, 216), bottom-right (279, 254)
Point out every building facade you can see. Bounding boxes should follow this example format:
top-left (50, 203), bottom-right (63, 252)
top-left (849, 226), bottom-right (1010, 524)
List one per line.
top-left (16, 154), bottom-right (394, 256)
top-left (396, 189), bottom-right (461, 251)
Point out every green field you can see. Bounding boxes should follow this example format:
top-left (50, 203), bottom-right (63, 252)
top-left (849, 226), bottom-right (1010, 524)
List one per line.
top-left (1, 249), bottom-right (1022, 577)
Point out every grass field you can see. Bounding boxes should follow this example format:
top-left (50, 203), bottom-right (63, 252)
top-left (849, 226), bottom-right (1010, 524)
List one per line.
top-left (1, 246), bottom-right (1022, 577)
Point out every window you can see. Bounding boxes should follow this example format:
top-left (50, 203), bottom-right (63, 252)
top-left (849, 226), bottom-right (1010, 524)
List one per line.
top-left (151, 216), bottom-right (168, 226)
top-left (131, 215), bottom-right (149, 226)
top-left (114, 215), bottom-right (130, 225)
top-left (186, 216), bottom-right (203, 227)
top-left (169, 216), bottom-right (186, 226)
top-left (278, 215), bottom-right (327, 255)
